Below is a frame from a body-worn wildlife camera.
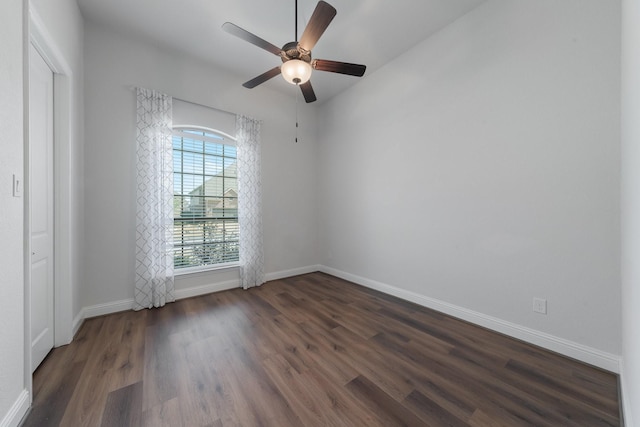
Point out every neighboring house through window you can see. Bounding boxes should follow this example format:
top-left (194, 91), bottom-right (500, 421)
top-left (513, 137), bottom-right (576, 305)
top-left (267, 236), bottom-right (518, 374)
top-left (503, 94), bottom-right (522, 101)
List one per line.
top-left (172, 126), bottom-right (239, 271)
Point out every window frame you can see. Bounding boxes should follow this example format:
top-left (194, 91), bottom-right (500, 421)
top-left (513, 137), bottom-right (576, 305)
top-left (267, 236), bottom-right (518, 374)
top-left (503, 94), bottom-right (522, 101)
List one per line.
top-left (172, 125), bottom-right (239, 276)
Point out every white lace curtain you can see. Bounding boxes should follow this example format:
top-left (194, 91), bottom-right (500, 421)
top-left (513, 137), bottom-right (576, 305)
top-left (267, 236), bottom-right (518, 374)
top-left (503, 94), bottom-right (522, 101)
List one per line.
top-left (236, 115), bottom-right (265, 289)
top-left (134, 87), bottom-right (175, 310)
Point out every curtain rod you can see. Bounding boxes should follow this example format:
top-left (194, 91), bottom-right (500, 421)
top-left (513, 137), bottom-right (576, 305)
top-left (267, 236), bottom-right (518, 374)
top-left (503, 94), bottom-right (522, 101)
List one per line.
top-left (132, 86), bottom-right (262, 122)
top-left (173, 95), bottom-right (263, 123)
top-left (172, 96), bottom-right (236, 118)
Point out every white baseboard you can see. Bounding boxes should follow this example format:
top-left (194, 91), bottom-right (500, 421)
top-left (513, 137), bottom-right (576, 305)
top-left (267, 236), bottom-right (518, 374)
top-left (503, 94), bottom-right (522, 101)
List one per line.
top-left (0, 389), bottom-right (29, 427)
top-left (620, 360), bottom-right (634, 427)
top-left (83, 298), bottom-right (134, 319)
top-left (319, 265), bottom-right (621, 373)
top-left (265, 265), bottom-right (321, 282)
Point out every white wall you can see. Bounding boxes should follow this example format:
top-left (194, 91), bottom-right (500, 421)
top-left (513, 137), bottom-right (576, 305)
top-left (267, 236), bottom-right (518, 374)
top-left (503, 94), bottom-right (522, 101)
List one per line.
top-left (0, 1), bottom-right (26, 424)
top-left (621, 0), bottom-right (640, 423)
top-left (82, 22), bottom-right (318, 308)
top-left (318, 0), bottom-right (621, 359)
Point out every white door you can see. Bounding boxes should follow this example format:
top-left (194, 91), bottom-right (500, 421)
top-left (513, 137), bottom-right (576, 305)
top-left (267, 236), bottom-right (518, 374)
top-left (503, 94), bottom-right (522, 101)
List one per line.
top-left (29, 43), bottom-right (55, 372)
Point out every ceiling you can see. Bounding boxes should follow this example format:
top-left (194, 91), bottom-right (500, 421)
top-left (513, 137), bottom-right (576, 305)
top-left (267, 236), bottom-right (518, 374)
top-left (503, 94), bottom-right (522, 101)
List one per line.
top-left (77, 0), bottom-right (486, 103)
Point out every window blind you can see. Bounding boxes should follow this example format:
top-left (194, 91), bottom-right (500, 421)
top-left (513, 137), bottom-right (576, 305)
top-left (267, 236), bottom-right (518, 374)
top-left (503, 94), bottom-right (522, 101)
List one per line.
top-left (172, 127), bottom-right (239, 270)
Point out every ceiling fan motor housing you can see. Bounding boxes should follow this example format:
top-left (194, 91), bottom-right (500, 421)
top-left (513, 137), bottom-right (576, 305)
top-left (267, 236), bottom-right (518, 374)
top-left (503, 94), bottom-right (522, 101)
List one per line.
top-left (281, 41), bottom-right (312, 64)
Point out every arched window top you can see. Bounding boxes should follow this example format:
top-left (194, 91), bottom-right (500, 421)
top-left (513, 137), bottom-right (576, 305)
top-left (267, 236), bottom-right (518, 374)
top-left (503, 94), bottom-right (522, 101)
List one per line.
top-left (173, 125), bottom-right (237, 145)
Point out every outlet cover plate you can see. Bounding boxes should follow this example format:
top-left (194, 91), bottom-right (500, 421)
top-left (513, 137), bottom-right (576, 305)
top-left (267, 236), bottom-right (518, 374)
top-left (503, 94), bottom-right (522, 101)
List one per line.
top-left (533, 297), bottom-right (547, 315)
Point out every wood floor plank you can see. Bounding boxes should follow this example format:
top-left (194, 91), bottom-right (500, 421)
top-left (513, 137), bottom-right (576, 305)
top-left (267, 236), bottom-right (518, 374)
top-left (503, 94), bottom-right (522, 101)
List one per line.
top-left (58, 314), bottom-right (127, 426)
top-left (316, 297), bottom-right (386, 339)
top-left (282, 317), bottom-right (361, 385)
top-left (100, 381), bottom-right (143, 427)
top-left (22, 360), bottom-right (86, 427)
top-left (141, 323), bottom-right (181, 412)
top-left (202, 291), bottom-right (306, 427)
top-left (192, 338), bottom-right (250, 427)
top-left (263, 352), bottom-right (365, 427)
top-left (403, 389), bottom-right (470, 427)
top-left (375, 330), bottom-right (580, 426)
top-left (333, 325), bottom-right (418, 398)
top-left (345, 375), bottom-right (426, 426)
top-left (141, 397), bottom-right (184, 427)
top-left (301, 321), bottom-right (416, 401)
top-left (467, 408), bottom-right (520, 427)
top-left (371, 332), bottom-right (479, 421)
top-left (111, 310), bottom-right (146, 390)
top-left (65, 316), bottom-right (107, 365)
top-left (25, 272), bottom-right (621, 426)
top-left (170, 330), bottom-right (223, 425)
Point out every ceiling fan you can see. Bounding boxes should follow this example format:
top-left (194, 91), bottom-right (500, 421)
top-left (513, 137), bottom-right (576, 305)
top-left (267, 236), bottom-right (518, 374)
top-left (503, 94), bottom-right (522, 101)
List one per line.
top-left (222, 0), bottom-right (367, 103)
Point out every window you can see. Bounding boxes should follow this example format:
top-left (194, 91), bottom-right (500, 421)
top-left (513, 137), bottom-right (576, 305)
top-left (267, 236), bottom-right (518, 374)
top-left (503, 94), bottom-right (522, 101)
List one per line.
top-left (172, 126), bottom-right (239, 271)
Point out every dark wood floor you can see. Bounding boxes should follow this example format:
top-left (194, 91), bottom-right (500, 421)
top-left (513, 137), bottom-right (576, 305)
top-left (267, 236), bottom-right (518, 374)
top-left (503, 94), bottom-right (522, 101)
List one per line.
top-left (24, 272), bottom-right (620, 426)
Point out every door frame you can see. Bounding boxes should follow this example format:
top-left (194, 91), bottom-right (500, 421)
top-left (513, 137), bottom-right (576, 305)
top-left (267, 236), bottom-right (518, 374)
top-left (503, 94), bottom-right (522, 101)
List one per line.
top-left (25, 6), bottom-right (75, 396)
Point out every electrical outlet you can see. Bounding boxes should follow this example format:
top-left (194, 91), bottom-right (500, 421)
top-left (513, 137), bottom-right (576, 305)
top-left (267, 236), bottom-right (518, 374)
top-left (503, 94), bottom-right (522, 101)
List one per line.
top-left (533, 298), bottom-right (547, 315)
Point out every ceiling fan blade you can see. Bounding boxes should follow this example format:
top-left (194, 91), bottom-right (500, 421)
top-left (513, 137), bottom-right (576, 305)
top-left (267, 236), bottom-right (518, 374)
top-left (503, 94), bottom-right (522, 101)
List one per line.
top-left (298, 1), bottom-right (336, 52)
top-left (313, 59), bottom-right (367, 77)
top-left (243, 67), bottom-right (282, 88)
top-left (222, 22), bottom-right (282, 56)
top-left (300, 81), bottom-right (317, 103)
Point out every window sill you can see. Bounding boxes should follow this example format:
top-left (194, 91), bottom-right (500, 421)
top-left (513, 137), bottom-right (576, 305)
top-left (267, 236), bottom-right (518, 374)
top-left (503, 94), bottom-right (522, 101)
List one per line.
top-left (174, 262), bottom-right (239, 277)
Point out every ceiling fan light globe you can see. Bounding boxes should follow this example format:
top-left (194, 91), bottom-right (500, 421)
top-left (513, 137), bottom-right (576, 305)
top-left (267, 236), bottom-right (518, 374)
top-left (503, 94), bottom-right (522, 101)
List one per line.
top-left (281, 59), bottom-right (312, 85)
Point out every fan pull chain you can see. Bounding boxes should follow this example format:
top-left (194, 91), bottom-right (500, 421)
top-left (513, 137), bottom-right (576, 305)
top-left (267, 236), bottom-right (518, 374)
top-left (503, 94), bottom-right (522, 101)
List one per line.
top-left (294, 0), bottom-right (299, 144)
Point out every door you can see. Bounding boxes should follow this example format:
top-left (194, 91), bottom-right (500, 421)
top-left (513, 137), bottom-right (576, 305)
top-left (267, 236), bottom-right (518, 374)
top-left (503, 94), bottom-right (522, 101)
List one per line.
top-left (29, 43), bottom-right (55, 372)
